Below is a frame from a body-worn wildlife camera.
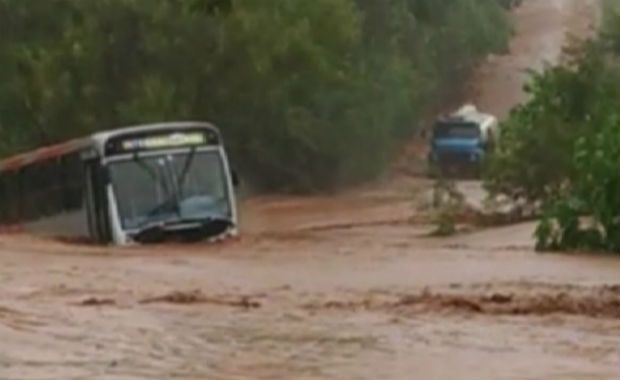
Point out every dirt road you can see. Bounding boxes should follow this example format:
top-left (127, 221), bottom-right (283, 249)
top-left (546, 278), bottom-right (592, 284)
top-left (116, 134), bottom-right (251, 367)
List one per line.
top-left (0, 1), bottom-right (617, 380)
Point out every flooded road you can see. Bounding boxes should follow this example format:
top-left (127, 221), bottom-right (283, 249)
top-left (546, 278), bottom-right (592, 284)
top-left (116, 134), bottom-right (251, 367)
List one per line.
top-left (0, 223), bottom-right (618, 380)
top-left (0, 1), bottom-right (617, 380)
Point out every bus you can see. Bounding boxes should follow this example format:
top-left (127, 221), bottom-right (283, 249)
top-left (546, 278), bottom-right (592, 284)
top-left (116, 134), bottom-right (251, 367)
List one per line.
top-left (0, 122), bottom-right (239, 245)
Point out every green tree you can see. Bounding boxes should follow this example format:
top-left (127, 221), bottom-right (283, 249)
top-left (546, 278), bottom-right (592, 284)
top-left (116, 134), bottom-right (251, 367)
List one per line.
top-left (0, 0), bottom-right (511, 192)
top-left (485, 2), bottom-right (620, 252)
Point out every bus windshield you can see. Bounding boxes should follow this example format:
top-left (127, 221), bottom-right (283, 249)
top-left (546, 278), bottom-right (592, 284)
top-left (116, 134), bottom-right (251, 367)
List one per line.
top-left (109, 151), bottom-right (231, 231)
top-left (433, 122), bottom-right (480, 139)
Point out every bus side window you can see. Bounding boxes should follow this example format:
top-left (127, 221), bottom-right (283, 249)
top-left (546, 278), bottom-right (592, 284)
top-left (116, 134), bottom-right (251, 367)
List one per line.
top-left (7, 171), bottom-right (21, 223)
top-left (0, 175), bottom-right (11, 222)
top-left (85, 160), bottom-right (112, 243)
top-left (0, 176), bottom-right (6, 222)
top-left (37, 161), bottom-right (56, 218)
top-left (20, 161), bottom-right (56, 220)
top-left (27, 163), bottom-right (46, 219)
top-left (62, 153), bottom-right (85, 211)
top-left (20, 166), bottom-right (35, 221)
top-left (45, 160), bottom-right (63, 217)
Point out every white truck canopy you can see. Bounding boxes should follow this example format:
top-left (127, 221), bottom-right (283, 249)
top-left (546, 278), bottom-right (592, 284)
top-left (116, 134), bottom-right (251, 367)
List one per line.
top-left (447, 104), bottom-right (498, 141)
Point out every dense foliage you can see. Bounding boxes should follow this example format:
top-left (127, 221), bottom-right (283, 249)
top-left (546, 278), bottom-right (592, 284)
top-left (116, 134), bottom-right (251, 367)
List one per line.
top-left (0, 0), bottom-right (511, 192)
top-left (485, 1), bottom-right (620, 252)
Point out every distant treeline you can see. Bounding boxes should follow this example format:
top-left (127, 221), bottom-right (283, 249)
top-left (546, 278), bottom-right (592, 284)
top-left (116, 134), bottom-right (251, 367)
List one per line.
top-left (0, 0), bottom-right (511, 191)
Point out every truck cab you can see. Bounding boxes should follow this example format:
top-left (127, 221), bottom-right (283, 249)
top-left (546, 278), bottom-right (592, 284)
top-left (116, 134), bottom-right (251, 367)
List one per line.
top-left (427, 104), bottom-right (497, 178)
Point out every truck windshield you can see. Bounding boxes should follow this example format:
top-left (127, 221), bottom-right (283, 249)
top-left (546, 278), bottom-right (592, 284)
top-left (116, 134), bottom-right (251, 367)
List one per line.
top-left (433, 122), bottom-right (480, 139)
top-left (109, 151), bottom-right (231, 230)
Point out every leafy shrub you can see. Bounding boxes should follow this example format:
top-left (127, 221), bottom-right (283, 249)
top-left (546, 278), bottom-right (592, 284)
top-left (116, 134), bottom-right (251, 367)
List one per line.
top-left (535, 109), bottom-right (620, 252)
top-left (486, 5), bottom-right (620, 253)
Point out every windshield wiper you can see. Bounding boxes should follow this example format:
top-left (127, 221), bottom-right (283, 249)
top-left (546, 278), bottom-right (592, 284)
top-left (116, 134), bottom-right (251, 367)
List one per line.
top-left (160, 148), bottom-right (196, 212)
top-left (141, 147), bottom-right (197, 219)
top-left (176, 146), bottom-right (196, 198)
top-left (133, 214), bottom-right (233, 243)
top-left (133, 152), bottom-right (170, 195)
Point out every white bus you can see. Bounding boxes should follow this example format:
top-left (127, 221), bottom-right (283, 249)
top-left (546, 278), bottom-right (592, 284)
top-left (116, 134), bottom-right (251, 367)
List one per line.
top-left (0, 122), bottom-right (238, 245)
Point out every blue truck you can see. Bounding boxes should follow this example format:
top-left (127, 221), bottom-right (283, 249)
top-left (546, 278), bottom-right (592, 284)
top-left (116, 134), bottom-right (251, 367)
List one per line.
top-left (427, 104), bottom-right (498, 178)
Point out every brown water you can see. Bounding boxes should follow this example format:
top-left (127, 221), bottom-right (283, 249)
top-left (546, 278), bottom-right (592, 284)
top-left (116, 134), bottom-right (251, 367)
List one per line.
top-left (1, 1), bottom-right (617, 379)
top-left (0, 223), bottom-right (618, 380)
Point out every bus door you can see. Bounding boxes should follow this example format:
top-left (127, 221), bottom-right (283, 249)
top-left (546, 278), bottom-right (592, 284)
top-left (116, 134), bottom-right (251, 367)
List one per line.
top-left (84, 159), bottom-right (112, 243)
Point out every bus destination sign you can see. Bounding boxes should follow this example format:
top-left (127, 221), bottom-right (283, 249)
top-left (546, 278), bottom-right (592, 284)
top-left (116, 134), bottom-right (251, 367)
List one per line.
top-left (106, 129), bottom-right (219, 156)
top-left (121, 132), bottom-right (206, 151)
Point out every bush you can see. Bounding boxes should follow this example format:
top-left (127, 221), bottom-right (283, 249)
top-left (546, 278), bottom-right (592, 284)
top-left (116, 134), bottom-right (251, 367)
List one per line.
top-left (485, 4), bottom-right (620, 253)
top-left (534, 110), bottom-right (620, 252)
top-left (485, 42), bottom-right (619, 202)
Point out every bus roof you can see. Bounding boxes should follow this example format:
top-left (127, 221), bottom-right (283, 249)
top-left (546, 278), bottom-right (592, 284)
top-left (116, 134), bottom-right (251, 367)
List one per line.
top-left (0, 121), bottom-right (219, 173)
top-left (90, 121), bottom-right (218, 143)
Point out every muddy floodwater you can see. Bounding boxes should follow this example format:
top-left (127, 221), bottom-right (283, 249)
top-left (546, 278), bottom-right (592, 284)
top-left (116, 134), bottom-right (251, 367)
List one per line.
top-left (0, 1), bottom-right (618, 380)
top-left (1, 223), bottom-right (618, 380)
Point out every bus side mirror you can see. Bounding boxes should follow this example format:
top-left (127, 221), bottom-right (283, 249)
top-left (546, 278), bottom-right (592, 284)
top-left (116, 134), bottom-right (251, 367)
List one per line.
top-left (231, 170), bottom-right (240, 188)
